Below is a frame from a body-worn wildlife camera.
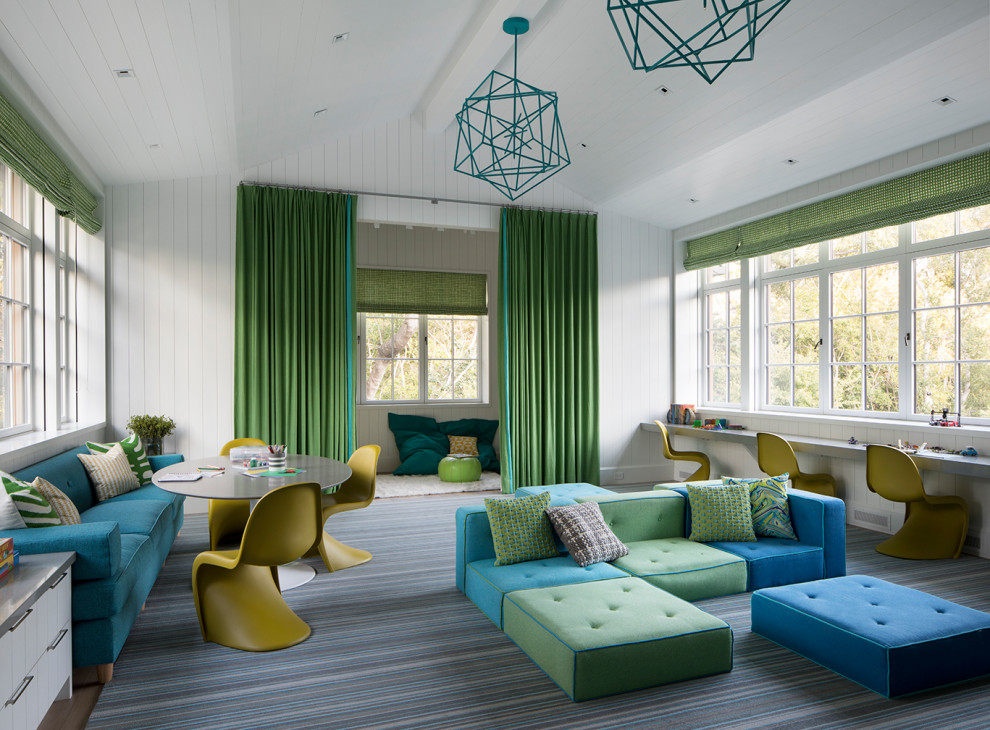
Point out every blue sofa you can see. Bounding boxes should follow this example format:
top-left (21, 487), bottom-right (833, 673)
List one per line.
top-left (456, 481), bottom-right (846, 629)
top-left (0, 445), bottom-right (185, 682)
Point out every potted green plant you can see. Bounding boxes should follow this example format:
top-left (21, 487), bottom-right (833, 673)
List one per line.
top-left (126, 414), bottom-right (176, 456)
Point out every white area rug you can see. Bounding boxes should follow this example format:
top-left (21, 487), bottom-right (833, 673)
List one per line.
top-left (375, 471), bottom-right (502, 498)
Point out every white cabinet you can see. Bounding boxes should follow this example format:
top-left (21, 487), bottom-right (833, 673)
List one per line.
top-left (0, 553), bottom-right (74, 730)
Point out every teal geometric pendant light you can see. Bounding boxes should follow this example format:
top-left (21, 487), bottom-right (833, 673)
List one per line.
top-left (607, 0), bottom-right (793, 84)
top-left (454, 17), bottom-right (570, 200)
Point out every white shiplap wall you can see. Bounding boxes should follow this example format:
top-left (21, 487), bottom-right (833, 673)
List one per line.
top-left (106, 114), bottom-right (675, 512)
top-left (354, 222), bottom-right (500, 472)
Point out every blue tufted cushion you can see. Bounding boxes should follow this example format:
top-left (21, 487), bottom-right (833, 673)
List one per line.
top-left (752, 575), bottom-right (990, 697)
top-left (14, 446), bottom-right (96, 512)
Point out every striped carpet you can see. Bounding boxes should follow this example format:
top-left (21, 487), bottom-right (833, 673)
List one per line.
top-left (87, 493), bottom-right (990, 729)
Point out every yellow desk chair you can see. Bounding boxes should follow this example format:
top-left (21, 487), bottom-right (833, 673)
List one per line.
top-left (866, 444), bottom-right (969, 559)
top-left (653, 420), bottom-right (710, 481)
top-left (193, 481), bottom-right (323, 651)
top-left (756, 432), bottom-right (837, 497)
top-left (208, 438), bottom-right (267, 550)
top-left (308, 444), bottom-right (381, 572)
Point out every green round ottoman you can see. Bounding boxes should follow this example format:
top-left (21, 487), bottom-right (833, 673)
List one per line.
top-left (439, 455), bottom-right (482, 482)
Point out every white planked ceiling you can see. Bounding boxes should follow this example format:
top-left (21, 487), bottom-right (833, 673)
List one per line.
top-left (0, 0), bottom-right (988, 231)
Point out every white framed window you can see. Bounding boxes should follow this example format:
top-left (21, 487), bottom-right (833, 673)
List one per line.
top-left (702, 261), bottom-right (742, 406)
top-left (56, 216), bottom-right (77, 425)
top-left (359, 312), bottom-right (485, 404)
top-left (0, 229), bottom-right (31, 436)
top-left (701, 202), bottom-right (990, 424)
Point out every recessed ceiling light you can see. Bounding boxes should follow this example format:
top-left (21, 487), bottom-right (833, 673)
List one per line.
top-left (332, 32), bottom-right (350, 44)
top-left (689, 198), bottom-right (700, 203)
top-left (113, 69), bottom-right (135, 79)
top-left (656, 85), bottom-right (672, 95)
top-left (580, 143), bottom-right (588, 148)
top-left (148, 143), bottom-right (161, 149)
top-left (783, 158), bottom-right (799, 165)
top-left (313, 108), bottom-right (327, 117)
top-left (933, 96), bottom-right (957, 106)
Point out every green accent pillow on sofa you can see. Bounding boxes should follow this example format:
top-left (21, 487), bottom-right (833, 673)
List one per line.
top-left (388, 413), bottom-right (500, 475)
top-left (484, 491), bottom-right (558, 566)
top-left (685, 482), bottom-right (757, 542)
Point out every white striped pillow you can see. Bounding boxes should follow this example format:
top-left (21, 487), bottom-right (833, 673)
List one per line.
top-left (78, 443), bottom-right (141, 501)
top-left (0, 471), bottom-right (60, 527)
top-left (0, 482), bottom-right (28, 529)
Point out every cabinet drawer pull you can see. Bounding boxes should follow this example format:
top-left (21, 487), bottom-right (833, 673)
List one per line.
top-left (5, 676), bottom-right (33, 706)
top-left (50, 571), bottom-right (68, 589)
top-left (8, 608), bottom-right (32, 632)
top-left (48, 628), bottom-right (69, 651)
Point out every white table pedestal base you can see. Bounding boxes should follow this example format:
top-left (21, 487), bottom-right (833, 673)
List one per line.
top-left (277, 562), bottom-right (316, 590)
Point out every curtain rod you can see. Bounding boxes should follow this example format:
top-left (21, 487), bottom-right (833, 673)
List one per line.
top-left (238, 180), bottom-right (596, 216)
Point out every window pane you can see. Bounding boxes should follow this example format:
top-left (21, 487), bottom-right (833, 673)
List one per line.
top-left (915, 254), bottom-right (954, 308)
top-left (709, 368), bottom-right (727, 402)
top-left (393, 359), bottom-right (419, 400)
top-left (865, 313), bottom-right (898, 362)
top-left (831, 269), bottom-right (861, 316)
top-left (794, 321), bottom-right (819, 364)
top-left (915, 363), bottom-right (955, 413)
top-left (794, 365), bottom-right (819, 407)
top-left (831, 317), bottom-right (861, 363)
top-left (961, 363), bottom-right (990, 417)
top-left (915, 309), bottom-right (955, 361)
top-left (959, 205), bottom-right (990, 234)
top-left (728, 367), bottom-right (741, 402)
top-left (960, 304), bottom-right (990, 360)
top-left (729, 328), bottom-right (741, 366)
top-left (367, 359), bottom-right (393, 400)
top-left (708, 292), bottom-right (727, 328)
top-left (915, 213), bottom-right (955, 242)
top-left (728, 289), bottom-right (741, 327)
top-left (428, 359), bottom-right (452, 400)
top-left (832, 365), bottom-right (862, 409)
top-left (793, 277), bottom-right (818, 320)
top-left (767, 251), bottom-right (790, 271)
top-left (710, 329), bottom-right (728, 365)
top-left (428, 318), bottom-right (453, 358)
top-left (832, 233), bottom-right (861, 259)
top-left (864, 225), bottom-right (898, 253)
top-left (768, 324), bottom-right (791, 364)
top-left (767, 282), bottom-right (790, 323)
top-left (707, 261), bottom-right (740, 283)
top-left (792, 242), bottom-right (819, 267)
top-left (865, 263), bottom-right (897, 314)
top-left (960, 246), bottom-right (990, 304)
top-left (866, 363), bottom-right (898, 411)
top-left (453, 319), bottom-right (478, 358)
top-left (768, 366), bottom-right (791, 406)
top-left (452, 361), bottom-right (478, 399)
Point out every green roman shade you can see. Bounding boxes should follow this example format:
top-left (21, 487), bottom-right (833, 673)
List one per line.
top-left (356, 268), bottom-right (488, 315)
top-left (684, 149), bottom-right (990, 271)
top-left (0, 90), bottom-right (101, 234)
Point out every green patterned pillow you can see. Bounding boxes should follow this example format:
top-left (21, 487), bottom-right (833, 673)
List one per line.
top-left (0, 471), bottom-right (60, 527)
top-left (484, 492), bottom-right (559, 566)
top-left (723, 474), bottom-right (797, 540)
top-left (686, 483), bottom-right (756, 542)
top-left (87, 432), bottom-right (153, 484)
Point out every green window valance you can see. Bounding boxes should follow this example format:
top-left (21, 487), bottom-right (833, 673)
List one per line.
top-left (0, 91), bottom-right (101, 234)
top-left (684, 149), bottom-right (990, 271)
top-left (356, 268), bottom-right (488, 315)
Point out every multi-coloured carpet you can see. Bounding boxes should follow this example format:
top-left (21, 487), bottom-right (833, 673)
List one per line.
top-left (87, 492), bottom-right (990, 729)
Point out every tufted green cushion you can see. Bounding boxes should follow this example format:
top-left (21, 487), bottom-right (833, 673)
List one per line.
top-left (484, 492), bottom-right (558, 566)
top-left (723, 474), bottom-right (797, 540)
top-left (87, 433), bottom-right (154, 485)
top-left (685, 483), bottom-right (757, 542)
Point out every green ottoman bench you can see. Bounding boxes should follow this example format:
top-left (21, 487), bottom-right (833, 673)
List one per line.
top-left (503, 577), bottom-right (733, 701)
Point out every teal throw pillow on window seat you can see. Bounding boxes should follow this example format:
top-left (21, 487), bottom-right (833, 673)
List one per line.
top-left (388, 413), bottom-right (499, 475)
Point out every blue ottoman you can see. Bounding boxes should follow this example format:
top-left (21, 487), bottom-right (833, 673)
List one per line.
top-left (514, 483), bottom-right (614, 500)
top-left (752, 575), bottom-right (990, 697)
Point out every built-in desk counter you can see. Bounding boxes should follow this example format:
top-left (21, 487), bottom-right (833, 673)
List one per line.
top-left (639, 422), bottom-right (990, 480)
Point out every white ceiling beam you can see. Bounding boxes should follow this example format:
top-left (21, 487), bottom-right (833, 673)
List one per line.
top-left (418, 0), bottom-right (550, 134)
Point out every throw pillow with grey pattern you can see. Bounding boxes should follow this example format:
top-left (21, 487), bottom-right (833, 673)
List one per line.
top-left (545, 501), bottom-right (629, 567)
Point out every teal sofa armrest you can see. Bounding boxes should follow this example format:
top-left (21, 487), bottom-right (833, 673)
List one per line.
top-left (0, 521), bottom-right (121, 581)
top-left (148, 454), bottom-right (184, 471)
top-left (786, 491), bottom-right (846, 578)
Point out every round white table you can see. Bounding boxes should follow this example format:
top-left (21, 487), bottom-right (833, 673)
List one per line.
top-left (153, 454), bottom-right (352, 589)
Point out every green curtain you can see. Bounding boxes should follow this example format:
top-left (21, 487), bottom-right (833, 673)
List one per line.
top-left (0, 90), bottom-right (101, 234)
top-left (684, 148), bottom-right (990, 271)
top-left (233, 184), bottom-right (355, 459)
top-left (498, 207), bottom-right (599, 493)
top-left (356, 268), bottom-right (488, 314)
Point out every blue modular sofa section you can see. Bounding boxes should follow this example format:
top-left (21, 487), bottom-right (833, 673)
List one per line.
top-left (0, 445), bottom-right (185, 680)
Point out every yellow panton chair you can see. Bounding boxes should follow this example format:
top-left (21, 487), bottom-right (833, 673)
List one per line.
top-left (193, 481), bottom-right (323, 651)
top-left (653, 420), bottom-right (710, 482)
top-left (757, 432), bottom-right (837, 497)
top-left (866, 444), bottom-right (969, 559)
top-left (309, 444), bottom-right (381, 572)
top-left (208, 437), bottom-right (267, 550)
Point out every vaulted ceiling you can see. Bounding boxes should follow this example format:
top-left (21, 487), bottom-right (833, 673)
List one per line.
top-left (1, 0), bottom-right (988, 230)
